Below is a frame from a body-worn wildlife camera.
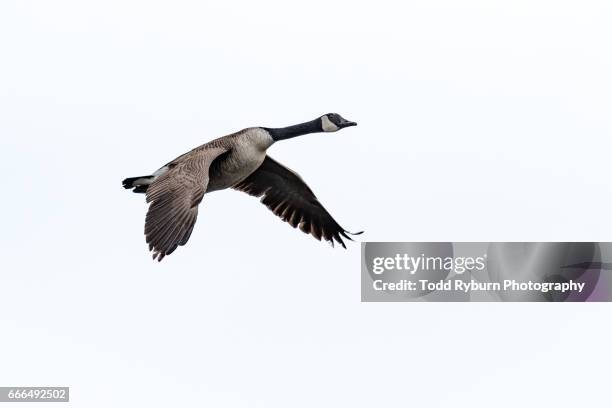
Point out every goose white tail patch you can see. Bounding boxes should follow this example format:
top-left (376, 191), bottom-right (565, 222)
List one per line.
top-left (134, 177), bottom-right (153, 186)
top-left (153, 166), bottom-right (169, 177)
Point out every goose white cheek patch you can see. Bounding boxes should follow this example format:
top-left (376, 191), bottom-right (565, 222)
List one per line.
top-left (321, 115), bottom-right (339, 132)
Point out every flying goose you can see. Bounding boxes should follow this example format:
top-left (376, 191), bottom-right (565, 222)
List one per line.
top-left (122, 113), bottom-right (361, 261)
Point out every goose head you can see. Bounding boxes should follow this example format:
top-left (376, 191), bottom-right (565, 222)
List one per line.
top-left (320, 113), bottom-right (357, 132)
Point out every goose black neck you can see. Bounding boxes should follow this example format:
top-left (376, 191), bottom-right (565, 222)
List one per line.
top-left (265, 118), bottom-right (323, 142)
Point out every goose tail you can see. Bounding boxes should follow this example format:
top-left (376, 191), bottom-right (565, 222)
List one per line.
top-left (122, 175), bottom-right (154, 194)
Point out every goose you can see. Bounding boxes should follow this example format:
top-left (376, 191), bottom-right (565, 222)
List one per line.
top-left (122, 113), bottom-right (361, 261)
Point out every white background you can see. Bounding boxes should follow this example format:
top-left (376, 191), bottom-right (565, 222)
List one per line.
top-left (1, 0), bottom-right (611, 406)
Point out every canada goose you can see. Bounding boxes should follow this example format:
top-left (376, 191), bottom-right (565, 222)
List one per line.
top-left (122, 113), bottom-right (361, 261)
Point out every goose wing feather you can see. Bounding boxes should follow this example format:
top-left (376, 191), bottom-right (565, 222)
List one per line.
top-left (145, 147), bottom-right (227, 261)
top-left (234, 156), bottom-right (361, 248)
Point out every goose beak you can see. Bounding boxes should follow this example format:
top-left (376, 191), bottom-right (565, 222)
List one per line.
top-left (339, 118), bottom-right (357, 128)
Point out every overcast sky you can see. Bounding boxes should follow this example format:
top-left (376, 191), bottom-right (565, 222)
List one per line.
top-left (1, 1), bottom-right (611, 407)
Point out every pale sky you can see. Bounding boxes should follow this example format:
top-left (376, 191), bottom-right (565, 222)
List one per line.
top-left (1, 1), bottom-right (611, 407)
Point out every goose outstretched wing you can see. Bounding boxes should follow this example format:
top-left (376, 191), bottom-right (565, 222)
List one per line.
top-left (234, 156), bottom-right (361, 248)
top-left (145, 147), bottom-right (227, 261)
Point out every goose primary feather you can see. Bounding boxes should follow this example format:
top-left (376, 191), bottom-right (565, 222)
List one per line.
top-left (122, 113), bottom-right (360, 261)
